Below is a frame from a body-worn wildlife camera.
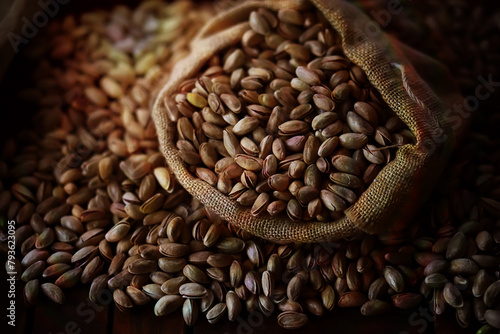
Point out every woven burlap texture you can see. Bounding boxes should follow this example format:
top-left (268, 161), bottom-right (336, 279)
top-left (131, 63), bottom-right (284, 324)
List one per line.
top-left (152, 0), bottom-right (459, 243)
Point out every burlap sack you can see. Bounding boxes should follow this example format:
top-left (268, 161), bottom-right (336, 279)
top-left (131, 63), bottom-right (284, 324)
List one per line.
top-left (152, 0), bottom-right (462, 243)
